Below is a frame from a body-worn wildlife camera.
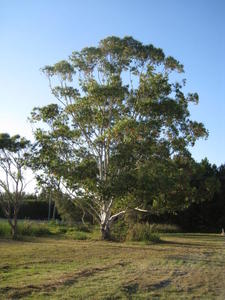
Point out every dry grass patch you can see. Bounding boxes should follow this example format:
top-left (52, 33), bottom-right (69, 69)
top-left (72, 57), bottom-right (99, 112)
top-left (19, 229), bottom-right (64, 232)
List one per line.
top-left (0, 234), bottom-right (225, 299)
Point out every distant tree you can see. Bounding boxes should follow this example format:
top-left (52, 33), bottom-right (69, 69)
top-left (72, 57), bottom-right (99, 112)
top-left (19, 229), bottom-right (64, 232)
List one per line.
top-left (217, 164), bottom-right (225, 229)
top-left (0, 133), bottom-right (31, 239)
top-left (191, 159), bottom-right (219, 203)
top-left (30, 36), bottom-right (207, 239)
top-left (34, 175), bottom-right (59, 221)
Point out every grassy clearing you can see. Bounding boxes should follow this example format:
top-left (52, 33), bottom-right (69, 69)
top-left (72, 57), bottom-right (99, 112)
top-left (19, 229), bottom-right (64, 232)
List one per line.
top-left (0, 233), bottom-right (225, 299)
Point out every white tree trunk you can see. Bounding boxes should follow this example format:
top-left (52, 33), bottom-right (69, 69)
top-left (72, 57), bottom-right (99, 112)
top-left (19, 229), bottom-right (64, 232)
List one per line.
top-left (100, 203), bottom-right (126, 240)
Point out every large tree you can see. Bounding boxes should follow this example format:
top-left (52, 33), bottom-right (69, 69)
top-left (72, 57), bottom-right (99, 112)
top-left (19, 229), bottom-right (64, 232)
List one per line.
top-left (31, 36), bottom-right (207, 239)
top-left (0, 133), bottom-right (31, 239)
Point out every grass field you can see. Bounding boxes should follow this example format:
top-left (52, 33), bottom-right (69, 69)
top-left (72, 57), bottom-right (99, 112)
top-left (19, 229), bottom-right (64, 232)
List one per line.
top-left (1, 233), bottom-right (225, 299)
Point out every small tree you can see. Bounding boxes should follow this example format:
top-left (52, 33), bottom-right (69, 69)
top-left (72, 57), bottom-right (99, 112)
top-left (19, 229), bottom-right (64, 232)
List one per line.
top-left (31, 36), bottom-right (207, 239)
top-left (0, 133), bottom-right (30, 239)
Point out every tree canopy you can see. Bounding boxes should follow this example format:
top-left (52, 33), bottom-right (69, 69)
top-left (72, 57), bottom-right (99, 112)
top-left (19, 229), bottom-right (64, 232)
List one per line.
top-left (30, 36), bottom-right (208, 239)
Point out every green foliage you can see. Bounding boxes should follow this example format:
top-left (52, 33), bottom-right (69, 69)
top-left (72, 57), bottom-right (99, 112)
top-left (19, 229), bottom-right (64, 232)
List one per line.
top-left (74, 223), bottom-right (91, 232)
top-left (190, 158), bottom-right (220, 204)
top-left (170, 161), bottom-right (224, 232)
top-left (30, 36), bottom-right (208, 238)
top-left (126, 223), bottom-right (161, 243)
top-left (110, 219), bottom-right (129, 241)
top-left (54, 192), bottom-right (82, 224)
top-left (0, 133), bottom-right (31, 239)
top-left (54, 191), bottom-right (93, 224)
top-left (0, 133), bottom-right (30, 152)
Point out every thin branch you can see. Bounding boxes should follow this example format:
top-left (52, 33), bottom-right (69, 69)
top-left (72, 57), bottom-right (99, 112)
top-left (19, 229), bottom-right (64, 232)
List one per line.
top-left (134, 207), bottom-right (150, 213)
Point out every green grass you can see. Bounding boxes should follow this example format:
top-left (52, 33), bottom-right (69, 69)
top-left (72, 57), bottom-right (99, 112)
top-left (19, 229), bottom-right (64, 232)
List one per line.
top-left (0, 219), bottom-right (11, 236)
top-left (1, 233), bottom-right (225, 299)
top-left (0, 219), bottom-right (97, 240)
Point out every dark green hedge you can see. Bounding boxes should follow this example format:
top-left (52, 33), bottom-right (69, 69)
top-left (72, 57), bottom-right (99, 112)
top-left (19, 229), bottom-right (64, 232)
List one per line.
top-left (0, 200), bottom-right (59, 220)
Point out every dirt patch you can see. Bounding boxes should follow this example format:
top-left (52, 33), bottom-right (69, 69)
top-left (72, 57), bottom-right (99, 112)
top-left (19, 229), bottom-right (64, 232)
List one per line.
top-left (122, 283), bottom-right (139, 296)
top-left (0, 264), bottom-right (10, 271)
top-left (146, 279), bottom-right (171, 291)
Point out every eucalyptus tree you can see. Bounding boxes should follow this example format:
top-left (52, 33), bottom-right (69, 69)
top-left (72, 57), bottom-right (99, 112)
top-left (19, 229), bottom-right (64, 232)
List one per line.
top-left (31, 36), bottom-right (207, 239)
top-left (0, 133), bottom-right (31, 239)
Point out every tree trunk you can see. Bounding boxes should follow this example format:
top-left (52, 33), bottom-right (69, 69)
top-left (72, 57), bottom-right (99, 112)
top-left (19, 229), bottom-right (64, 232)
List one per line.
top-left (100, 205), bottom-right (112, 240)
top-left (81, 208), bottom-right (86, 226)
top-left (52, 202), bottom-right (56, 220)
top-left (100, 207), bottom-right (126, 240)
top-left (8, 219), bottom-right (18, 240)
top-left (48, 196), bottom-right (52, 221)
top-left (100, 223), bottom-right (111, 240)
top-left (11, 225), bottom-right (17, 240)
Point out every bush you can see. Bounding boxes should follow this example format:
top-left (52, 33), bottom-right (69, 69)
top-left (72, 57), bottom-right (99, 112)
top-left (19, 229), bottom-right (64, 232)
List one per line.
top-left (110, 219), bottom-right (128, 242)
top-left (126, 223), bottom-right (161, 243)
top-left (74, 223), bottom-right (91, 233)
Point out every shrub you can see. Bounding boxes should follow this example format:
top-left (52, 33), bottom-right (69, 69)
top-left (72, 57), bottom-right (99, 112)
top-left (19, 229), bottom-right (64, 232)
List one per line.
top-left (74, 223), bottom-right (91, 233)
top-left (58, 227), bottom-right (67, 234)
top-left (110, 219), bottom-right (128, 242)
top-left (126, 223), bottom-right (161, 243)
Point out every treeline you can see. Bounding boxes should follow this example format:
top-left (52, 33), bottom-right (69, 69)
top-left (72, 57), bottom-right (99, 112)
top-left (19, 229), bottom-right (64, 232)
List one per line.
top-left (147, 163), bottom-right (225, 232)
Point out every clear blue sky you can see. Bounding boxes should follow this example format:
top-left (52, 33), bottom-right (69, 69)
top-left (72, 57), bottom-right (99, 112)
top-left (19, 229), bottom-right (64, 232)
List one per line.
top-left (1, 0), bottom-right (225, 166)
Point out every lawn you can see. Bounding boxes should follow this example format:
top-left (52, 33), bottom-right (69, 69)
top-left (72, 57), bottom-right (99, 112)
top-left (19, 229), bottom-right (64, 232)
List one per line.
top-left (0, 233), bottom-right (225, 299)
